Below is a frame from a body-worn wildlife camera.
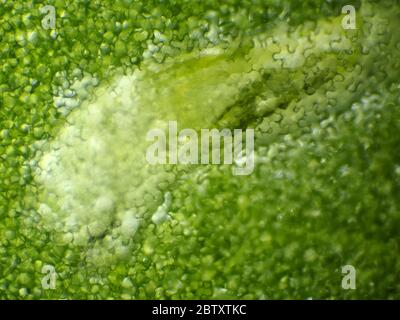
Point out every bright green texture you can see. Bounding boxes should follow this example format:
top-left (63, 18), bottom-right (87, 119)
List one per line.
top-left (1, 0), bottom-right (400, 299)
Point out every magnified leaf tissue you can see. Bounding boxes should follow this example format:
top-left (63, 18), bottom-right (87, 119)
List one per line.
top-left (1, 0), bottom-right (399, 299)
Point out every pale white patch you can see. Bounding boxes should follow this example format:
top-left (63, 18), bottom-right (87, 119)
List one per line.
top-left (151, 192), bottom-right (172, 224)
top-left (32, 66), bottom-right (183, 266)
